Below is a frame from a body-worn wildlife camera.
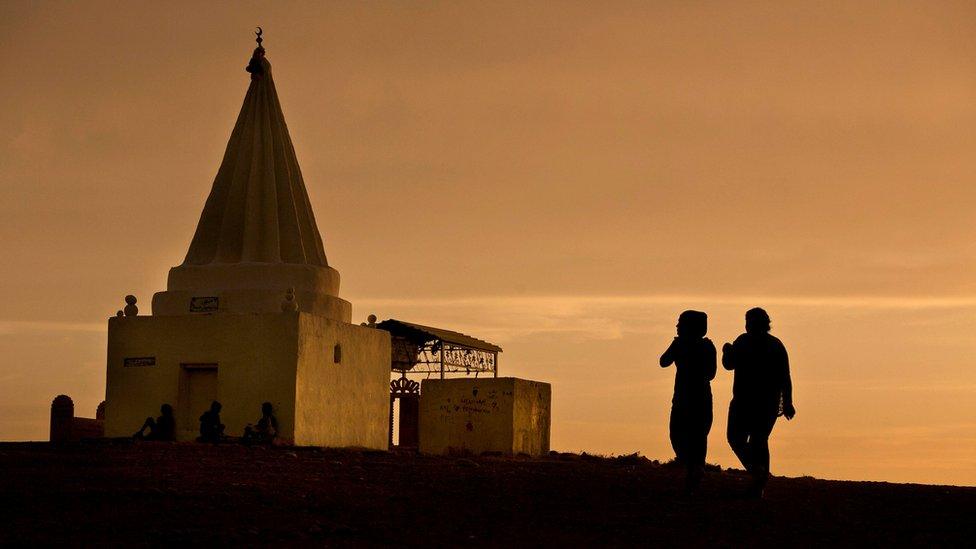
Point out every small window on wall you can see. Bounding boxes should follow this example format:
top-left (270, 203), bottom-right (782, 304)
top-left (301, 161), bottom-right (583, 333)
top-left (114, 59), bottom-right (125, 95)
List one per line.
top-left (333, 343), bottom-right (342, 363)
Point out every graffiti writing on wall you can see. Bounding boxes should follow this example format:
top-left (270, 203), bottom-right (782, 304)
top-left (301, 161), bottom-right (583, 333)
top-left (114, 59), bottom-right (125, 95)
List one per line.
top-left (435, 387), bottom-right (512, 425)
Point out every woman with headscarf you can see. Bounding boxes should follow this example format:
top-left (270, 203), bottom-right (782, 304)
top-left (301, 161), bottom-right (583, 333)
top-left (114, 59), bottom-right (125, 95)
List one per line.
top-left (660, 310), bottom-right (716, 492)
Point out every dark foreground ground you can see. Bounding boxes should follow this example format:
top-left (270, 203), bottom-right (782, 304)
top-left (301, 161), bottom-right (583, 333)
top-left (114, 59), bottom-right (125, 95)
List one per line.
top-left (1, 442), bottom-right (973, 547)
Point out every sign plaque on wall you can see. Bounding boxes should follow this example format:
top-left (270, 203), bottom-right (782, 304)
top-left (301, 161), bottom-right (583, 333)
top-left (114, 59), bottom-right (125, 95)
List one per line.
top-left (124, 357), bottom-right (156, 367)
top-left (189, 296), bottom-right (219, 312)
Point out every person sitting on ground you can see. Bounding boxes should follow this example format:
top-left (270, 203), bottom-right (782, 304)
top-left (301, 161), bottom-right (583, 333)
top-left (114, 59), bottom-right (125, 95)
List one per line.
top-left (198, 401), bottom-right (225, 443)
top-left (659, 310), bottom-right (716, 493)
top-left (243, 402), bottom-right (279, 445)
top-left (133, 403), bottom-right (176, 441)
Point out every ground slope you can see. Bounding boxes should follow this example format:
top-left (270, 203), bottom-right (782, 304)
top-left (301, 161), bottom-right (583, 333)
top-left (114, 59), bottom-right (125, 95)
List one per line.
top-left (0, 442), bottom-right (972, 546)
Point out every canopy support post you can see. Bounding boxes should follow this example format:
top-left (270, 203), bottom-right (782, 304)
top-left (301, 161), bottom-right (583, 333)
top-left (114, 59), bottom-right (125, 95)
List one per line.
top-left (439, 340), bottom-right (445, 379)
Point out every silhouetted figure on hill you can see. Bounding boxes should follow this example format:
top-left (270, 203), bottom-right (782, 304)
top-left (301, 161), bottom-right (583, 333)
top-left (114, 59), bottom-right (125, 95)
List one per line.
top-left (722, 307), bottom-right (795, 498)
top-left (133, 404), bottom-right (176, 441)
top-left (243, 402), bottom-right (278, 445)
top-left (660, 310), bottom-right (716, 492)
top-left (198, 401), bottom-right (225, 443)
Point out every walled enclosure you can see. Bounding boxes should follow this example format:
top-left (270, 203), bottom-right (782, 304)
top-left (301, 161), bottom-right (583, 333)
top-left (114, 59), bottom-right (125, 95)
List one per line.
top-left (105, 313), bottom-right (391, 448)
top-left (419, 377), bottom-right (551, 456)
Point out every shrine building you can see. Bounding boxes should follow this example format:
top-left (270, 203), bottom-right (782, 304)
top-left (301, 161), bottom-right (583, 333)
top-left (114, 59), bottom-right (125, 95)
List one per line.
top-left (101, 33), bottom-right (550, 455)
top-left (103, 38), bottom-right (391, 447)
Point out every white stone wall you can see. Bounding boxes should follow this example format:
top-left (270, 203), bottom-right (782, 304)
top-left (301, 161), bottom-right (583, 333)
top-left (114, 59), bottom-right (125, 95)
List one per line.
top-left (419, 377), bottom-right (552, 456)
top-left (293, 316), bottom-right (391, 449)
top-left (104, 314), bottom-right (300, 441)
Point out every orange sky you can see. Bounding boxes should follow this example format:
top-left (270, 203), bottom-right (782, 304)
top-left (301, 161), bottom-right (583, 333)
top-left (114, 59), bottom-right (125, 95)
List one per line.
top-left (2, 1), bottom-right (975, 485)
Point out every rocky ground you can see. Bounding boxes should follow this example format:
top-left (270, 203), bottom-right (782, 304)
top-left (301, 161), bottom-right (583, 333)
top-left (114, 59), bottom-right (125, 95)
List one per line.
top-left (0, 441), bottom-right (973, 547)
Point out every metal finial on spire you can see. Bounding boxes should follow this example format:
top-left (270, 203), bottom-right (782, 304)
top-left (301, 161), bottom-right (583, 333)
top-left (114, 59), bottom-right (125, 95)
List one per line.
top-left (246, 27), bottom-right (267, 78)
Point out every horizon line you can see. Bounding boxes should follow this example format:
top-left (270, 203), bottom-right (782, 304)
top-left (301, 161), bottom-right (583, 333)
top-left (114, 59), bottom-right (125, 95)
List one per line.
top-left (3, 292), bottom-right (976, 335)
top-left (350, 293), bottom-right (976, 309)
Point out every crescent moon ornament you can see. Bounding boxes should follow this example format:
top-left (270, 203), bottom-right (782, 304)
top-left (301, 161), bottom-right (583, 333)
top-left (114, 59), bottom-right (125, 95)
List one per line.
top-left (246, 27), bottom-right (267, 77)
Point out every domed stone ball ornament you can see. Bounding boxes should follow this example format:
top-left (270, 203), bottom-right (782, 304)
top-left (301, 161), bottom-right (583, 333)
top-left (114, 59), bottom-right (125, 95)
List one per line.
top-left (116, 310), bottom-right (124, 318)
top-left (123, 295), bottom-right (138, 317)
top-left (367, 314), bottom-right (377, 328)
top-left (281, 287), bottom-right (299, 312)
top-left (51, 394), bottom-right (74, 415)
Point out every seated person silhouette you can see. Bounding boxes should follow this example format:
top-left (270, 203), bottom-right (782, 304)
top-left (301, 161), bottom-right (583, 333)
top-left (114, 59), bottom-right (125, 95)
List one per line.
top-left (197, 401), bottom-right (225, 443)
top-left (659, 310), bottom-right (716, 492)
top-left (133, 404), bottom-right (176, 441)
top-left (243, 402), bottom-right (279, 445)
top-left (722, 307), bottom-right (796, 498)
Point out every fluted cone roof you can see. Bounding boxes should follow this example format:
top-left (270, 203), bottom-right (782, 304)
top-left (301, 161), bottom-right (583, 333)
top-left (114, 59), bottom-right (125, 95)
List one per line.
top-left (182, 52), bottom-right (328, 267)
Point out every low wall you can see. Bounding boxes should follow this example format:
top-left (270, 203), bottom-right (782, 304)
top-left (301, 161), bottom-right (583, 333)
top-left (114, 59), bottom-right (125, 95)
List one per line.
top-left (50, 395), bottom-right (105, 442)
top-left (419, 377), bottom-right (551, 456)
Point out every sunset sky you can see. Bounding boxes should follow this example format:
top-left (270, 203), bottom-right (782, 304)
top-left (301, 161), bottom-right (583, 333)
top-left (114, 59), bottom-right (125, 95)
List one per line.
top-left (2, 1), bottom-right (975, 485)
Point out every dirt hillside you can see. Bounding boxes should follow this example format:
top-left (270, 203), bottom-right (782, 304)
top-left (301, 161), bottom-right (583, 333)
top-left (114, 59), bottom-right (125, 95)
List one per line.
top-left (1, 442), bottom-right (972, 546)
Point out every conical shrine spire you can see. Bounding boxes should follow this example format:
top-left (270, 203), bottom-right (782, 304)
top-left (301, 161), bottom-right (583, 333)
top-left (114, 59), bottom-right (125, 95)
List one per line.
top-left (153, 32), bottom-right (351, 322)
top-left (182, 34), bottom-right (328, 266)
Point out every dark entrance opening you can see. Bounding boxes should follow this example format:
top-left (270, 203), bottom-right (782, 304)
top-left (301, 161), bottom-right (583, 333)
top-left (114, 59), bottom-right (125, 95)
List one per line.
top-left (389, 377), bottom-right (420, 449)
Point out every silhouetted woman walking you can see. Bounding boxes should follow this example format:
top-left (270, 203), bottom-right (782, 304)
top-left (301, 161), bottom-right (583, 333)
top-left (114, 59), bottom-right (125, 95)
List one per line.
top-left (660, 310), bottom-right (716, 491)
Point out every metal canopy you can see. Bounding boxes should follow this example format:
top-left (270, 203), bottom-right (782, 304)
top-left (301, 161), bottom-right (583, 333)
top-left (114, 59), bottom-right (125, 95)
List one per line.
top-left (376, 319), bottom-right (501, 379)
